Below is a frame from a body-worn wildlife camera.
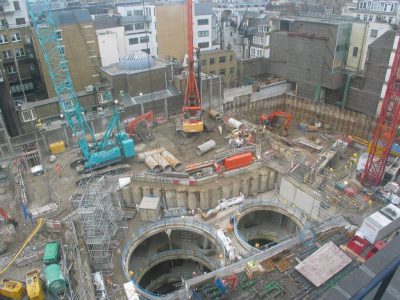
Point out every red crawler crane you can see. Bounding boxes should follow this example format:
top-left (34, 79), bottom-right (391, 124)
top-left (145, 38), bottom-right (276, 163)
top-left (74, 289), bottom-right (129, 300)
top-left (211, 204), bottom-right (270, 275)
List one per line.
top-left (182, 0), bottom-right (204, 133)
top-left (362, 34), bottom-right (400, 186)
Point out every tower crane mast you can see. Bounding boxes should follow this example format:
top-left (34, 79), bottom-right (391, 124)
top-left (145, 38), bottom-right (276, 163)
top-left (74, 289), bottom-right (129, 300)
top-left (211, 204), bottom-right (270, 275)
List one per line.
top-left (362, 34), bottom-right (400, 186)
top-left (182, 0), bottom-right (203, 133)
top-left (26, 0), bottom-right (135, 172)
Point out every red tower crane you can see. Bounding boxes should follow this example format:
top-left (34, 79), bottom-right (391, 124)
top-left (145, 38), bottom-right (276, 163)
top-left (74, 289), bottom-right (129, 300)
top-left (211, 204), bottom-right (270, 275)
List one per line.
top-left (362, 34), bottom-right (400, 186)
top-left (182, 0), bottom-right (204, 133)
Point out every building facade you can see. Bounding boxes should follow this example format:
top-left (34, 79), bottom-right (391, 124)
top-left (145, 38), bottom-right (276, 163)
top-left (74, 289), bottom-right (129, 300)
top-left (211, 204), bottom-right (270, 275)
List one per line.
top-left (0, 0), bottom-right (28, 28)
top-left (0, 25), bottom-right (46, 102)
top-left (200, 49), bottom-right (237, 88)
top-left (342, 0), bottom-right (400, 24)
top-left (116, 4), bottom-right (157, 57)
top-left (193, 3), bottom-right (214, 50)
top-left (268, 17), bottom-right (352, 102)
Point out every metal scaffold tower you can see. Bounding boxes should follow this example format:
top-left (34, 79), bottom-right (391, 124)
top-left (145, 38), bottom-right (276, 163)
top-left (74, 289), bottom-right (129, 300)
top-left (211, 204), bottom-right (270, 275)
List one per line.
top-left (73, 175), bottom-right (127, 271)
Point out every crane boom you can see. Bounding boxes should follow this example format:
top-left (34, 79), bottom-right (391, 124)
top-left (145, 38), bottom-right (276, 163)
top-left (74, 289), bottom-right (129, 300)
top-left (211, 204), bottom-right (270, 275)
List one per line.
top-left (26, 0), bottom-right (93, 160)
top-left (362, 34), bottom-right (400, 186)
top-left (182, 0), bottom-right (203, 133)
top-left (26, 0), bottom-right (135, 171)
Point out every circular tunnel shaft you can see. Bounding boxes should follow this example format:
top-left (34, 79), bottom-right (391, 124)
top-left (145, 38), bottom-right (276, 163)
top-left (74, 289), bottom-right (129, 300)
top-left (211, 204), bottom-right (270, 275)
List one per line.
top-left (237, 210), bottom-right (301, 248)
top-left (139, 259), bottom-right (212, 294)
top-left (128, 229), bottom-right (220, 295)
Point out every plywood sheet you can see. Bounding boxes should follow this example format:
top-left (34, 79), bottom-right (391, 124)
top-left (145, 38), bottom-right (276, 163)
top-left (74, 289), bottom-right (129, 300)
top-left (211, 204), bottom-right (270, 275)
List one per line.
top-left (295, 241), bottom-right (351, 287)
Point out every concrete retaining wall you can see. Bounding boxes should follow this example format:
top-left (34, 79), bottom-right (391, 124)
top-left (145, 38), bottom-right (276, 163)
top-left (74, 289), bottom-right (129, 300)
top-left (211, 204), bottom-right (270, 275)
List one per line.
top-left (279, 176), bottom-right (320, 219)
top-left (124, 168), bottom-right (277, 210)
top-left (223, 94), bottom-right (376, 140)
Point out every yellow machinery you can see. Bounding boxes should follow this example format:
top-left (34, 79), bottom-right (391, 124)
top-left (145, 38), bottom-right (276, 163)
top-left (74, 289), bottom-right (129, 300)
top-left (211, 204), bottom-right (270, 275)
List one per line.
top-left (0, 279), bottom-right (24, 300)
top-left (49, 141), bottom-right (65, 155)
top-left (26, 269), bottom-right (44, 300)
top-left (348, 135), bottom-right (400, 158)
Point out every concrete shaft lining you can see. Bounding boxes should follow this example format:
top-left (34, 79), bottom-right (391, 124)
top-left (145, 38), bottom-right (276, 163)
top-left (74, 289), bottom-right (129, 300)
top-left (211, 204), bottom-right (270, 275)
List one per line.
top-left (134, 249), bottom-right (218, 283)
top-left (237, 205), bottom-right (304, 229)
top-left (122, 217), bottom-right (223, 281)
top-left (234, 198), bottom-right (306, 251)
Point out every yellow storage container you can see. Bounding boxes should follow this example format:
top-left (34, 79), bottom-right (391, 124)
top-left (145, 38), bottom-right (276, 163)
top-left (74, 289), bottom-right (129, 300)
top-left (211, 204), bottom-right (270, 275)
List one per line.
top-left (49, 141), bottom-right (65, 155)
top-left (26, 269), bottom-right (44, 300)
top-left (0, 279), bottom-right (24, 300)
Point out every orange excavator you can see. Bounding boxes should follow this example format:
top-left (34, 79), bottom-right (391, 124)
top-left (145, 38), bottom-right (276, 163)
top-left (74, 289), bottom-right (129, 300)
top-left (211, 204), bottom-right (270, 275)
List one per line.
top-left (181, 0), bottom-right (203, 133)
top-left (260, 111), bottom-right (292, 136)
top-left (124, 111), bottom-right (154, 142)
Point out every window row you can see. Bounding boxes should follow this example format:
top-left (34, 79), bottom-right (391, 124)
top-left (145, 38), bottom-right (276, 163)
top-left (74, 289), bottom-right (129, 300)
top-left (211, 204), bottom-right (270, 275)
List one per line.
top-left (0, 32), bottom-right (22, 44)
top-left (208, 67), bottom-right (235, 76)
top-left (206, 54), bottom-right (234, 65)
top-left (11, 82), bottom-right (35, 94)
top-left (129, 36), bottom-right (150, 45)
top-left (2, 47), bottom-right (25, 59)
top-left (125, 23), bottom-right (145, 31)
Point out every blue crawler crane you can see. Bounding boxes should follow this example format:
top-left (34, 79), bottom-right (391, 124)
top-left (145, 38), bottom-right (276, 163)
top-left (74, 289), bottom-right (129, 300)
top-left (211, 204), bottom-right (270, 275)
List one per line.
top-left (26, 0), bottom-right (134, 172)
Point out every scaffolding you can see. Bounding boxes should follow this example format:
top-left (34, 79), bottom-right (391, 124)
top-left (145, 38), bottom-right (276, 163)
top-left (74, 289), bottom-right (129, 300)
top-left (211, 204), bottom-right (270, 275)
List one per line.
top-left (73, 175), bottom-right (127, 271)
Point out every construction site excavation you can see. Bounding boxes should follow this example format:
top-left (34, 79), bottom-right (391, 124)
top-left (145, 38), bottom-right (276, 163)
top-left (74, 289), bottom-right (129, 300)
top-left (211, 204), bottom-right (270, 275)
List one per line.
top-left (1, 0), bottom-right (400, 300)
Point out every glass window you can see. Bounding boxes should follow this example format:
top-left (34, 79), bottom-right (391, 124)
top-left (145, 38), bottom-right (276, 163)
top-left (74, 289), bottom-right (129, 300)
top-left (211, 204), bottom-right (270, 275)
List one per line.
top-left (198, 42), bottom-right (209, 48)
top-left (140, 36), bottom-right (149, 43)
top-left (56, 30), bottom-right (62, 40)
top-left (370, 29), bottom-right (378, 38)
top-left (7, 65), bottom-right (17, 74)
top-left (12, 32), bottom-right (21, 42)
top-left (13, 1), bottom-right (20, 10)
top-left (197, 19), bottom-right (208, 25)
top-left (2, 49), bottom-right (12, 59)
top-left (219, 56), bottom-right (226, 63)
top-left (127, 10), bottom-right (132, 16)
top-left (124, 24), bottom-right (134, 31)
top-left (134, 10), bottom-right (143, 16)
top-left (230, 55), bottom-right (233, 62)
top-left (219, 68), bottom-right (225, 76)
top-left (352, 47), bottom-right (358, 57)
top-left (230, 67), bottom-right (235, 75)
top-left (368, 15), bottom-right (373, 21)
top-left (201, 59), bottom-right (207, 66)
top-left (129, 37), bottom-right (139, 45)
top-left (141, 48), bottom-right (150, 54)
top-left (135, 23), bottom-right (145, 30)
top-left (58, 45), bottom-right (65, 55)
top-left (209, 57), bottom-right (215, 65)
top-left (198, 30), bottom-right (209, 37)
top-left (15, 47), bottom-right (25, 57)
top-left (15, 18), bottom-right (25, 25)
top-left (0, 35), bottom-right (8, 44)
top-left (29, 63), bottom-right (35, 71)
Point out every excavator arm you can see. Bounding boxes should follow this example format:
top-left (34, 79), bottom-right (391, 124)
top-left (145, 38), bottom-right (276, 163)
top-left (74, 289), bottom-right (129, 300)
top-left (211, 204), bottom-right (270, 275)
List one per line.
top-left (125, 111), bottom-right (154, 136)
top-left (260, 111), bottom-right (292, 135)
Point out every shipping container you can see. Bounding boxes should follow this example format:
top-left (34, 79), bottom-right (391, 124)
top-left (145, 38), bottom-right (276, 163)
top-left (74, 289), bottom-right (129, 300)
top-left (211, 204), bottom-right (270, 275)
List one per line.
top-left (224, 152), bottom-right (253, 171)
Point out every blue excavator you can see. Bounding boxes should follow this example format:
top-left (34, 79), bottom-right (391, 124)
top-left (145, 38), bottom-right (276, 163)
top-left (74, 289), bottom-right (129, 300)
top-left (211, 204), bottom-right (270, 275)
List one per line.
top-left (26, 0), bottom-right (135, 173)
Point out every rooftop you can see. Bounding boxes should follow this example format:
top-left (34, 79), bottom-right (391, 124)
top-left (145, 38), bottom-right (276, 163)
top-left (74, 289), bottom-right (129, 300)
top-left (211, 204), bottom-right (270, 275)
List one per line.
top-left (52, 9), bottom-right (92, 26)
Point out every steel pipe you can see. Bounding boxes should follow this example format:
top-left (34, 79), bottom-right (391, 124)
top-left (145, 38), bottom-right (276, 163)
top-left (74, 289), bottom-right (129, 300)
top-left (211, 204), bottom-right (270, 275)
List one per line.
top-left (144, 155), bottom-right (162, 173)
top-left (152, 153), bottom-right (173, 172)
top-left (161, 151), bottom-right (184, 171)
top-left (137, 147), bottom-right (166, 162)
top-left (196, 140), bottom-right (216, 156)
